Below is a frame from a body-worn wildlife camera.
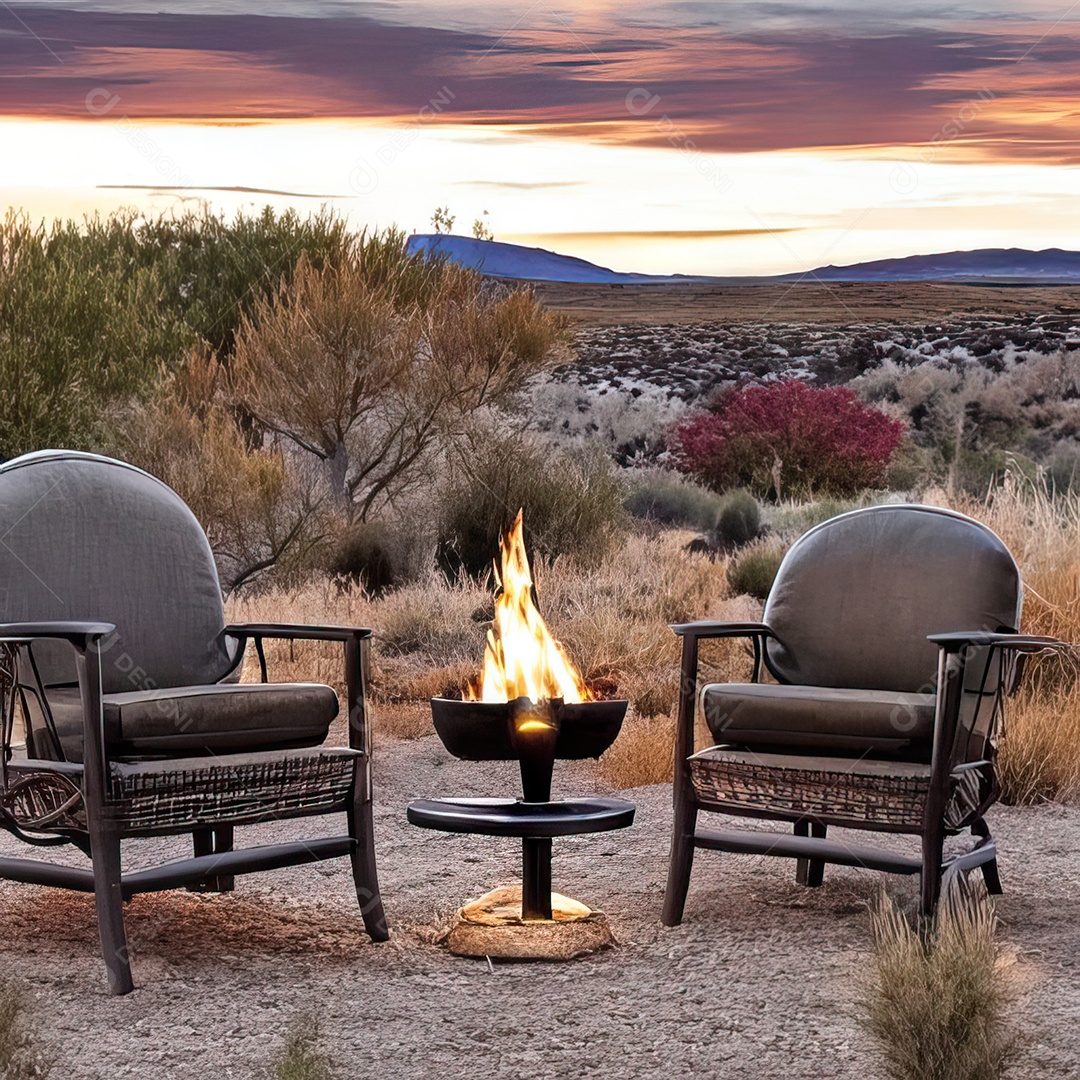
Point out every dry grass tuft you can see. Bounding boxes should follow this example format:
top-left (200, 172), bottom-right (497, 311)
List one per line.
top-left (261, 1015), bottom-right (336, 1080)
top-left (940, 472), bottom-right (1080, 663)
top-left (863, 885), bottom-right (1016, 1080)
top-left (0, 978), bottom-right (51, 1079)
top-left (372, 701), bottom-right (436, 742)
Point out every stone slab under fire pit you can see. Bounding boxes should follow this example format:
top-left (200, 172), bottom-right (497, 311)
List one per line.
top-left (444, 885), bottom-right (616, 960)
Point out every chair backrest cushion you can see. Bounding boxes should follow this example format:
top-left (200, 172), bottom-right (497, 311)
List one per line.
top-left (0, 450), bottom-right (234, 693)
top-left (763, 505), bottom-right (1021, 692)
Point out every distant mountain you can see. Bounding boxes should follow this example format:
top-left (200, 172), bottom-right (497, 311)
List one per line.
top-left (790, 248), bottom-right (1080, 283)
top-left (405, 234), bottom-right (707, 283)
top-left (407, 235), bottom-right (1080, 284)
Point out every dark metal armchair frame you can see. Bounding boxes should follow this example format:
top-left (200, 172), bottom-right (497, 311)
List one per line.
top-left (0, 620), bottom-right (387, 995)
top-left (662, 621), bottom-right (1064, 924)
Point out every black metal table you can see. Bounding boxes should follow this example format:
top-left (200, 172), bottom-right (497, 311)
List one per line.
top-left (407, 796), bottom-right (636, 920)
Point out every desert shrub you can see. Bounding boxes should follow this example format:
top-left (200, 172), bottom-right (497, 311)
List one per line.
top-left (527, 377), bottom-right (687, 465)
top-left (1045, 439), bottom-right (1080, 494)
top-left (114, 351), bottom-right (320, 593)
top-left (231, 253), bottom-right (568, 522)
top-left (262, 1015), bottom-right (335, 1080)
top-left (726, 539), bottom-right (787, 600)
top-left (115, 206), bottom-right (354, 356)
top-left (672, 379), bottom-right (905, 499)
top-left (856, 350), bottom-right (1080, 495)
top-left (326, 521), bottom-right (401, 593)
top-left (884, 439), bottom-right (940, 492)
top-left (951, 448), bottom-right (1040, 497)
top-left (862, 885), bottom-right (1014, 1080)
top-left (767, 494), bottom-right (896, 541)
top-left (436, 430), bottom-right (625, 577)
top-left (0, 211), bottom-right (196, 458)
top-left (622, 469), bottom-right (724, 530)
top-left (0, 207), bottom-right (357, 460)
top-left (714, 490), bottom-right (762, 550)
top-left (0, 978), bottom-right (51, 1079)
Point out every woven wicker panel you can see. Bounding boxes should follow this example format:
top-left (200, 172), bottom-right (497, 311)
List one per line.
top-left (690, 753), bottom-right (929, 829)
top-left (109, 752), bottom-right (356, 831)
top-left (1, 768), bottom-right (87, 832)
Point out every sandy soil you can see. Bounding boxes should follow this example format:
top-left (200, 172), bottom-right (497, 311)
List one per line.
top-left (1, 736), bottom-right (1078, 1080)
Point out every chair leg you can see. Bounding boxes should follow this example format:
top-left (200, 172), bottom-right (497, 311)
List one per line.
top-left (920, 825), bottom-right (946, 919)
top-left (212, 825), bottom-right (235, 892)
top-left (971, 818), bottom-right (1002, 895)
top-left (794, 820), bottom-right (826, 887)
top-left (662, 796), bottom-right (698, 927)
top-left (189, 826), bottom-right (236, 894)
top-left (89, 823), bottom-right (134, 996)
top-left (348, 796), bottom-right (389, 942)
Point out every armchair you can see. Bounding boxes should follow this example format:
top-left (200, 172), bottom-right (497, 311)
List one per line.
top-left (662, 504), bottom-right (1065, 924)
top-left (0, 451), bottom-right (387, 994)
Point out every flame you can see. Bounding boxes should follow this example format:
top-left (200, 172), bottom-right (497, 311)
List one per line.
top-left (466, 510), bottom-right (593, 704)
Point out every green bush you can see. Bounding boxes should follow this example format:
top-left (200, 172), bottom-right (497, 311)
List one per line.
top-left (884, 440), bottom-right (940, 492)
top-left (438, 431), bottom-right (625, 577)
top-left (951, 448), bottom-right (1040, 497)
top-left (623, 469), bottom-right (724, 530)
top-left (0, 207), bottom-right (354, 460)
top-left (1046, 440), bottom-right (1080, 494)
top-left (769, 497), bottom-right (873, 540)
top-left (726, 540), bottom-right (787, 600)
top-left (714, 490), bottom-right (762, 550)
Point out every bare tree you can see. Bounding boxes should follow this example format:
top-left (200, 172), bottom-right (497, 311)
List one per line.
top-left (229, 250), bottom-right (568, 523)
top-left (116, 350), bottom-right (321, 592)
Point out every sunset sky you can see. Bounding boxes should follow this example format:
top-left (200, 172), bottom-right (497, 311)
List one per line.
top-left (2, 0), bottom-right (1079, 274)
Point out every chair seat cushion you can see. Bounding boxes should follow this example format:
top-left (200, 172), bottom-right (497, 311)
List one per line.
top-left (700, 682), bottom-right (935, 761)
top-left (46, 683), bottom-right (339, 762)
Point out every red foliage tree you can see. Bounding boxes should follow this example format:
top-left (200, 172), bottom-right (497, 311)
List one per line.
top-left (672, 379), bottom-right (905, 498)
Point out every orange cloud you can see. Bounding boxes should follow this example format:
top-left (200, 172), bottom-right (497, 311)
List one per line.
top-left (1, 4), bottom-right (1078, 165)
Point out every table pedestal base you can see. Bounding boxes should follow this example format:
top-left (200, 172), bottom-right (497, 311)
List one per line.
top-left (444, 885), bottom-right (616, 960)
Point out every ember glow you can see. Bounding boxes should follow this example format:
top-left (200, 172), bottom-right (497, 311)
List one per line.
top-left (466, 511), bottom-right (592, 705)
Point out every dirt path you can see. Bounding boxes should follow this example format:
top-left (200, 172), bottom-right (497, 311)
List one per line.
top-left (2, 736), bottom-right (1077, 1079)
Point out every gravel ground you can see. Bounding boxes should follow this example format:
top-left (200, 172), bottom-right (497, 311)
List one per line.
top-left (1, 736), bottom-right (1078, 1080)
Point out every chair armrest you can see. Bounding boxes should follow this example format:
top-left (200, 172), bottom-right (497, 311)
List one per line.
top-left (222, 623), bottom-right (374, 760)
top-left (224, 623), bottom-right (373, 643)
top-left (671, 621), bottom-right (774, 640)
top-left (0, 621), bottom-right (115, 649)
top-left (928, 631), bottom-right (1067, 653)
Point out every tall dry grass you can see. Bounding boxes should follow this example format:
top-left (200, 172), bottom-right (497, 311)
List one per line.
top-left (230, 474), bottom-right (1078, 799)
top-left (862, 885), bottom-right (1016, 1080)
top-left (934, 473), bottom-right (1080, 803)
top-left (227, 530), bottom-right (745, 768)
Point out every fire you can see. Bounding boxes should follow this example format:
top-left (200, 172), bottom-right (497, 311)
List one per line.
top-left (466, 511), bottom-right (593, 704)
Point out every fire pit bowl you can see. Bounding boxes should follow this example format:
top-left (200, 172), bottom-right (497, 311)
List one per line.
top-left (430, 697), bottom-right (628, 762)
